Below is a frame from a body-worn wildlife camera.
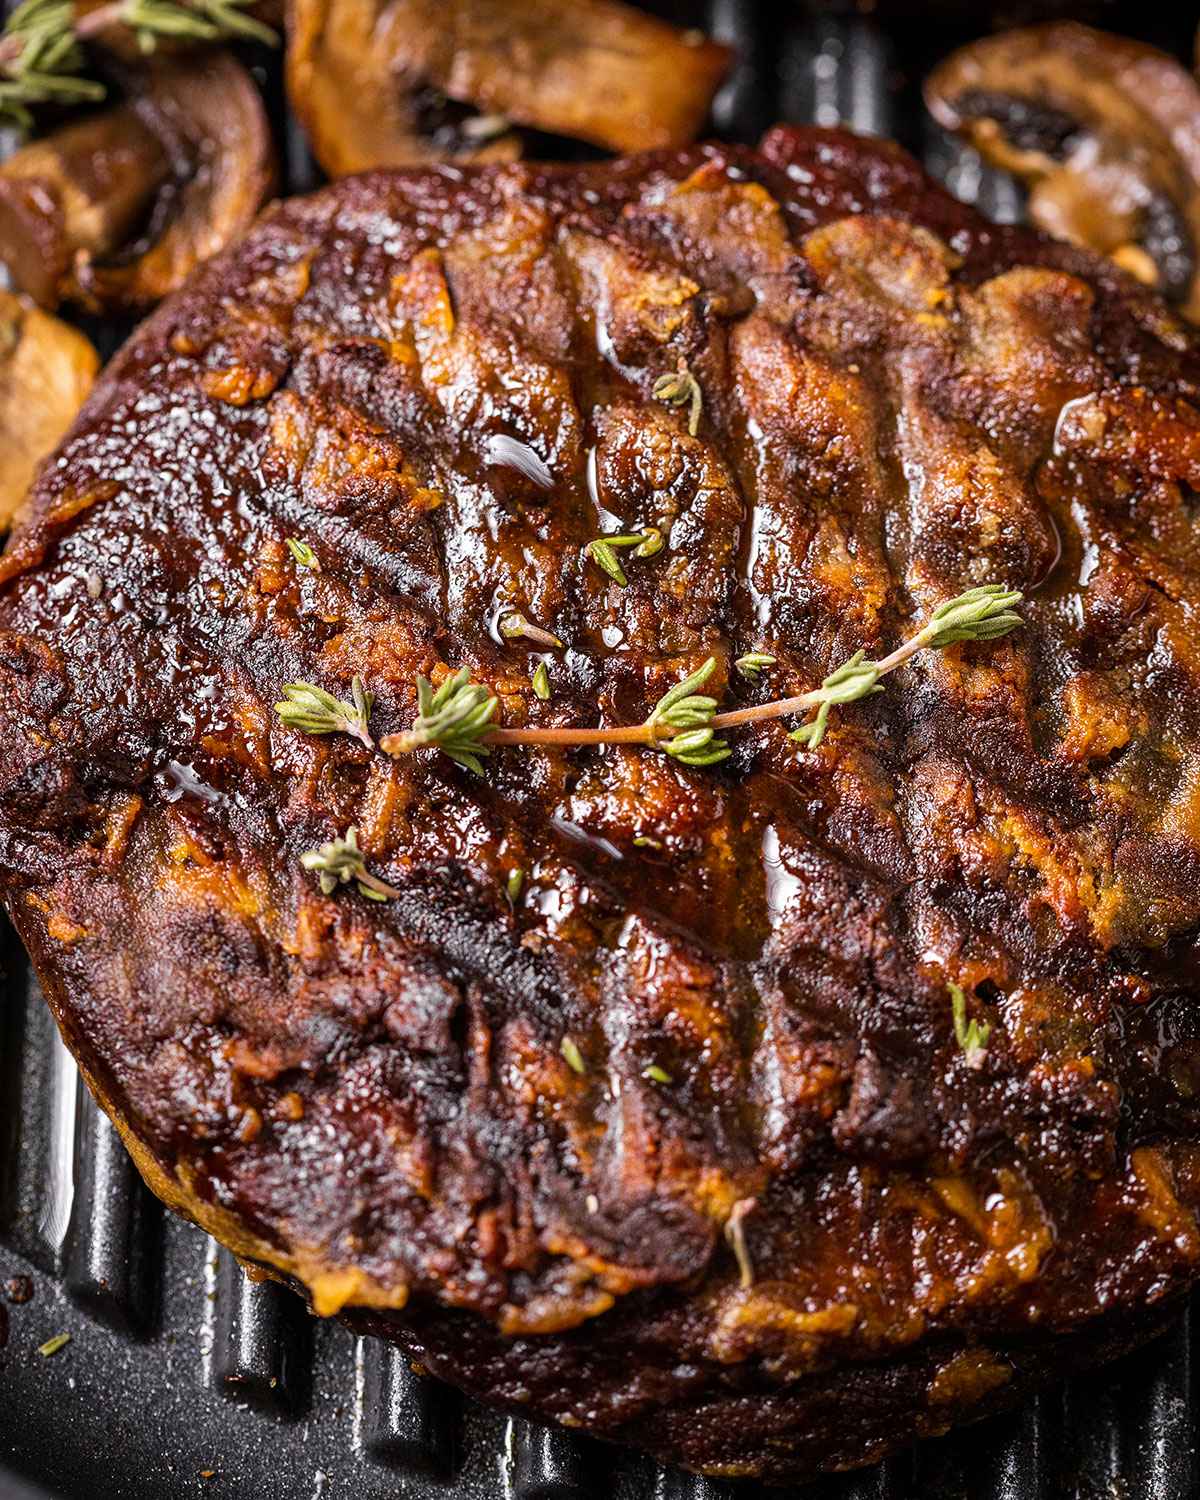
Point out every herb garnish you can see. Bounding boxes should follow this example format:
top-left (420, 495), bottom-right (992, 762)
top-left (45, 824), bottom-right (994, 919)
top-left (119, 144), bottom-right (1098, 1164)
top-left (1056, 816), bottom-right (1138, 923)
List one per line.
top-left (644, 657), bottom-right (731, 766)
top-left (383, 657), bottom-right (732, 769)
top-left (392, 667), bottom-right (498, 774)
top-left (500, 613), bottom-right (563, 649)
top-left (734, 653), bottom-right (776, 680)
top-left (531, 663), bottom-right (551, 701)
top-left (379, 586), bottom-right (1023, 770)
top-left (652, 359), bottom-right (703, 436)
top-left (505, 868), bottom-right (524, 903)
top-left (286, 538), bottom-right (320, 570)
top-left (0, 0), bottom-right (276, 130)
top-left (560, 1037), bottom-right (586, 1074)
top-left (275, 677), bottom-right (374, 749)
top-left (642, 1064), bottom-right (671, 1084)
top-left (584, 528), bottom-right (663, 587)
top-left (37, 1332), bottom-right (71, 1357)
top-left (950, 981), bottom-right (992, 1068)
top-left (300, 826), bottom-right (400, 903)
top-left (724, 1199), bottom-right (756, 1290)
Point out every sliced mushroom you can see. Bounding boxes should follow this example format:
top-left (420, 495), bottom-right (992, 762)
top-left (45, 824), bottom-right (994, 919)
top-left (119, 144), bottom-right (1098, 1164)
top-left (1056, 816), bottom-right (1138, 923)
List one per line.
top-left (0, 292), bottom-right (99, 531)
top-left (0, 51), bottom-right (275, 314)
top-left (926, 23), bottom-right (1200, 321)
top-left (286, 0), bottom-right (732, 176)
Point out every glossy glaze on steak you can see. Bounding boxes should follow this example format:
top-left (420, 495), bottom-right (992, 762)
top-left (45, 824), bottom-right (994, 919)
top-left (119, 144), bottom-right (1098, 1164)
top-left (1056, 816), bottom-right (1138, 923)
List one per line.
top-left (2, 127), bottom-right (1200, 1482)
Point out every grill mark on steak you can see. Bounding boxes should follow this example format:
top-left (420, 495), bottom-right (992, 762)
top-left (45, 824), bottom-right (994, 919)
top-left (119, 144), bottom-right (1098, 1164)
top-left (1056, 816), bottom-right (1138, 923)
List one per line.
top-left (1, 126), bottom-right (1200, 1480)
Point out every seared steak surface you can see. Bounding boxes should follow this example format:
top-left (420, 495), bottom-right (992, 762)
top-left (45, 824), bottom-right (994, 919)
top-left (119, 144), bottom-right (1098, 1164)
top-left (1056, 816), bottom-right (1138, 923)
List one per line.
top-left (2, 127), bottom-right (1200, 1481)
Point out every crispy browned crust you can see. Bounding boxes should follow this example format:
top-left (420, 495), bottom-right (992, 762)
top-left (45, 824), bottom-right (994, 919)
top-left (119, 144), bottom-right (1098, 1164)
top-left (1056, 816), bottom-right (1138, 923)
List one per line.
top-left (2, 127), bottom-right (1200, 1482)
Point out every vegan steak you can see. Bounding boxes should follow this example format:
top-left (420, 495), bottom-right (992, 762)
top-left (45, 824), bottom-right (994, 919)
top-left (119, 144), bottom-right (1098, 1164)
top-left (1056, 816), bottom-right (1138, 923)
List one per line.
top-left (1, 127), bottom-right (1199, 1481)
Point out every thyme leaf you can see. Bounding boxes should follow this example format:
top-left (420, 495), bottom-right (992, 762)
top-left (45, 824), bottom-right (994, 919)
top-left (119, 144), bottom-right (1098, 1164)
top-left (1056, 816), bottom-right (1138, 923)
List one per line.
top-left (286, 538), bottom-right (320, 570)
top-left (531, 662), bottom-right (551, 700)
top-left (789, 651), bottom-right (881, 749)
top-left (505, 867), bottom-right (524, 903)
top-left (734, 652), bottom-right (776, 680)
top-left (299, 826), bottom-right (400, 902)
top-left (584, 530), bottom-right (662, 587)
top-left (647, 656), bottom-right (731, 765)
top-left (642, 1064), bottom-right (672, 1084)
top-left (924, 585), bottom-right (1024, 648)
top-left (37, 1332), bottom-right (71, 1357)
top-left (950, 981), bottom-right (992, 1068)
top-left (652, 359), bottom-right (703, 436)
top-left (275, 677), bottom-right (374, 749)
top-left (560, 1036), bottom-right (586, 1074)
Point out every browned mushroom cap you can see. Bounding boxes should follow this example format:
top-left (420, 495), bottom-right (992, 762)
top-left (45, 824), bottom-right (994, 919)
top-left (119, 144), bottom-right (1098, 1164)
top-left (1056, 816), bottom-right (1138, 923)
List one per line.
top-left (0, 292), bottom-right (99, 532)
top-left (286, 0), bottom-right (733, 177)
top-left (926, 23), bottom-right (1200, 321)
top-left (0, 51), bottom-right (275, 315)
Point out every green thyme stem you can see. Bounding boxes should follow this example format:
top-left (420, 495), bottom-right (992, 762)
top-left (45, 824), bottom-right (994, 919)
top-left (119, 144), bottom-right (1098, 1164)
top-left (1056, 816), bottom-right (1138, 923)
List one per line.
top-left (374, 586), bottom-right (1022, 769)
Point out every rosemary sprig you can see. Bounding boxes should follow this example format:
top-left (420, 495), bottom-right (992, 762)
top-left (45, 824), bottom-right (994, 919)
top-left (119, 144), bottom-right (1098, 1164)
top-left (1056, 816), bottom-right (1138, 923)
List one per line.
top-left (652, 359), bottom-right (703, 436)
top-left (275, 677), bottom-right (373, 749)
top-left (375, 586), bottom-right (1024, 772)
top-left (0, 0), bottom-right (101, 128)
top-left (286, 538), bottom-right (319, 570)
top-left (500, 612), bottom-right (562, 649)
top-left (584, 528), bottom-right (663, 587)
top-left (0, 0), bottom-right (276, 129)
top-left (950, 981), bottom-right (991, 1068)
top-left (735, 652), bottom-right (776, 680)
top-left (300, 826), bottom-right (400, 902)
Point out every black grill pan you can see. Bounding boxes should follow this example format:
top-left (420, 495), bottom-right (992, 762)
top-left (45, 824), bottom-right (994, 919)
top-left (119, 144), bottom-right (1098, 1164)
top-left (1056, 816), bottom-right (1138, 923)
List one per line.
top-left (2, 3), bottom-right (1199, 1496)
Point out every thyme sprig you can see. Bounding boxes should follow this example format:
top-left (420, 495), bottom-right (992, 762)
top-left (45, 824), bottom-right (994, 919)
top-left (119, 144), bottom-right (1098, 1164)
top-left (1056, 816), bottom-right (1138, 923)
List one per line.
top-left (0, 0), bottom-right (276, 129)
top-left (381, 657), bottom-right (733, 770)
top-left (300, 826), bottom-right (400, 903)
top-left (378, 586), bottom-right (1024, 771)
top-left (584, 527), bottom-right (663, 587)
top-left (391, 667), bottom-right (498, 774)
top-left (275, 677), bottom-right (373, 749)
top-left (789, 651), bottom-right (881, 750)
top-left (645, 656), bottom-right (730, 766)
top-left (950, 981), bottom-right (991, 1068)
top-left (652, 359), bottom-right (703, 436)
